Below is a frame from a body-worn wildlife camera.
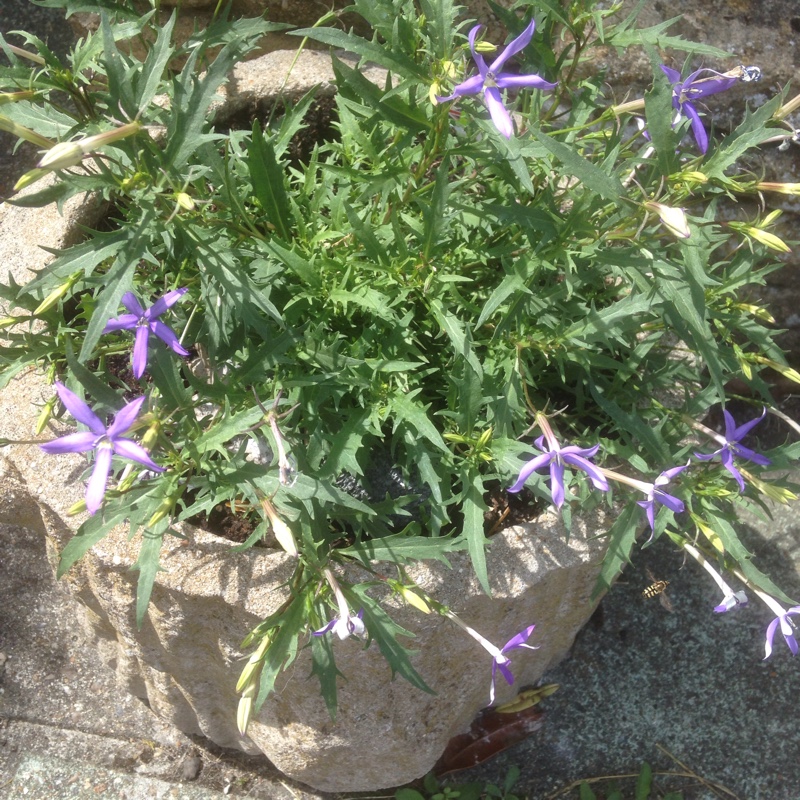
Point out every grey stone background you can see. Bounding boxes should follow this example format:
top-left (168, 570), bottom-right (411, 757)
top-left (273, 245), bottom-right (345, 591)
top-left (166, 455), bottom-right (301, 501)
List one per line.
top-left (2, 1), bottom-right (800, 798)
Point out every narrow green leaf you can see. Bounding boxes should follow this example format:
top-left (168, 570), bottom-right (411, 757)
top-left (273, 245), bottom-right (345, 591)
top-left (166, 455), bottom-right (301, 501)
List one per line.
top-left (133, 522), bottom-right (167, 628)
top-left (530, 127), bottom-right (624, 203)
top-left (310, 633), bottom-right (343, 720)
top-left (341, 531), bottom-right (463, 565)
top-left (290, 27), bottom-right (425, 80)
top-left (635, 761), bottom-right (653, 800)
top-left (592, 502), bottom-right (641, 600)
top-left (463, 470), bottom-right (490, 594)
top-left (249, 120), bottom-right (292, 241)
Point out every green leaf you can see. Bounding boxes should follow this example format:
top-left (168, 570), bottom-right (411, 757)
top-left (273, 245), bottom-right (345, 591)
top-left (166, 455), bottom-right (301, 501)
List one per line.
top-left (392, 389), bottom-right (449, 454)
top-left (249, 120), bottom-right (293, 241)
top-left (643, 50), bottom-right (679, 175)
top-left (351, 584), bottom-right (434, 694)
top-left (476, 272), bottom-right (532, 329)
top-left (635, 761), bottom-right (653, 800)
top-left (463, 470), bottom-right (490, 594)
top-left (132, 522), bottom-right (167, 629)
top-left (310, 633), bottom-right (343, 720)
top-left (291, 27), bottom-right (425, 81)
top-left (592, 502), bottom-right (641, 600)
top-left (341, 531), bottom-right (464, 565)
top-left (608, 17), bottom-right (731, 58)
top-left (530, 127), bottom-right (624, 203)
top-left (702, 94), bottom-right (784, 179)
top-left (188, 402), bottom-right (265, 458)
top-left (134, 11), bottom-right (176, 114)
top-left (429, 299), bottom-right (483, 377)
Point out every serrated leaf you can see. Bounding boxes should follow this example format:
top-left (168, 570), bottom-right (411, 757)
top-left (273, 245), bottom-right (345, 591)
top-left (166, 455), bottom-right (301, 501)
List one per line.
top-left (463, 470), bottom-right (490, 594)
top-left (530, 127), bottom-right (624, 203)
top-left (249, 119), bottom-right (293, 241)
top-left (291, 27), bottom-right (425, 81)
top-left (340, 531), bottom-right (464, 565)
top-left (132, 521), bottom-right (167, 628)
top-left (310, 633), bottom-right (343, 720)
top-left (592, 502), bottom-right (641, 600)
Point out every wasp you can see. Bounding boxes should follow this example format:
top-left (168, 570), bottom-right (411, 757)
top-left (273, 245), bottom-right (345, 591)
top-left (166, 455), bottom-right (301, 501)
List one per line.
top-left (642, 568), bottom-right (673, 612)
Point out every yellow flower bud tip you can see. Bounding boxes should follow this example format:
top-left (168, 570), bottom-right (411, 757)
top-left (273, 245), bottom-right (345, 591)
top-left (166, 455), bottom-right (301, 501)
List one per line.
top-left (175, 192), bottom-right (195, 211)
top-left (67, 499), bottom-right (88, 516)
top-left (442, 60), bottom-right (457, 80)
top-left (34, 280), bottom-right (73, 315)
top-left (0, 116), bottom-right (54, 149)
top-left (744, 226), bottom-right (791, 253)
top-left (644, 201), bottom-right (690, 239)
top-left (0, 316), bottom-right (20, 329)
top-left (13, 168), bottom-right (51, 192)
top-left (398, 586), bottom-right (432, 614)
top-left (680, 171), bottom-right (708, 184)
top-left (757, 182), bottom-right (800, 196)
top-left (0, 91), bottom-right (37, 106)
top-left (429, 82), bottom-right (441, 105)
top-left (236, 693), bottom-right (254, 736)
top-left (473, 41), bottom-right (497, 54)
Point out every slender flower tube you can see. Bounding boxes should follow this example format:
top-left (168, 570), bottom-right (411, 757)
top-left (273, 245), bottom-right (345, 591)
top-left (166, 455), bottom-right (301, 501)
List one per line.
top-left (693, 408), bottom-right (771, 492)
top-left (103, 289), bottom-right (190, 378)
top-left (682, 542), bottom-right (747, 613)
top-left (436, 21), bottom-right (557, 138)
top-left (601, 463), bottom-right (689, 532)
top-left (39, 382), bottom-right (164, 514)
top-left (508, 413), bottom-right (608, 508)
top-left (446, 612), bottom-right (537, 704)
top-left (661, 65), bottom-right (742, 154)
top-left (312, 568), bottom-right (365, 640)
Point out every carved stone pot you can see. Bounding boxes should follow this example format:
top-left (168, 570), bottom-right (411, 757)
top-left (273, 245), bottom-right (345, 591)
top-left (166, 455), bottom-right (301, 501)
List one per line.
top-left (0, 50), bottom-right (612, 792)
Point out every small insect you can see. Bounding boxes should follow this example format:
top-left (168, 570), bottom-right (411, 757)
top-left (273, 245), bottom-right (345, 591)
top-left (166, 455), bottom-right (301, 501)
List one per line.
top-left (642, 568), bottom-right (674, 612)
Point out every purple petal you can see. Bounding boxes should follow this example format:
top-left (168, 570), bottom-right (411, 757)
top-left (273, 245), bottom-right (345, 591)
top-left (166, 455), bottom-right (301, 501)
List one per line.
top-left (436, 74), bottom-right (485, 102)
top-left (312, 618), bottom-right (337, 636)
top-left (467, 26), bottom-right (489, 78)
top-left (637, 499), bottom-right (656, 531)
top-left (682, 101), bottom-right (708, 154)
top-left (501, 624), bottom-right (536, 653)
top-left (132, 324), bottom-right (150, 379)
top-left (684, 69), bottom-right (739, 99)
top-left (112, 438), bottom-right (164, 472)
top-left (660, 65), bottom-right (682, 85)
top-left (144, 287), bottom-right (187, 320)
top-left (657, 463), bottom-right (690, 483)
top-left (560, 443), bottom-right (601, 459)
top-left (121, 292), bottom-right (145, 317)
top-left (764, 617), bottom-right (781, 659)
top-left (151, 320), bottom-right (190, 356)
top-left (653, 490), bottom-right (684, 514)
top-left (102, 314), bottom-right (139, 333)
top-left (550, 460), bottom-right (566, 508)
top-left (722, 408), bottom-right (738, 440)
top-left (693, 451), bottom-right (718, 462)
top-left (484, 86), bottom-right (514, 138)
top-left (85, 444), bottom-right (113, 514)
top-left (54, 382), bottom-right (105, 434)
top-left (493, 658), bottom-right (515, 688)
top-left (720, 448), bottom-right (746, 492)
top-left (40, 431), bottom-right (98, 454)
top-left (731, 407), bottom-right (766, 441)
top-left (561, 454), bottom-right (609, 491)
top-left (489, 19), bottom-right (536, 74)
top-left (731, 443), bottom-right (771, 466)
top-left (106, 396), bottom-right (146, 439)
top-left (495, 73), bottom-right (557, 92)
top-left (508, 452), bottom-right (553, 493)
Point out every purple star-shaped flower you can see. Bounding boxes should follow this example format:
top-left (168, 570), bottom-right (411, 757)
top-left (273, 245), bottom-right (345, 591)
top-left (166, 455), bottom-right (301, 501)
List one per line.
top-left (764, 605), bottom-right (800, 659)
top-left (490, 625), bottom-right (538, 704)
top-left (103, 289), bottom-right (190, 379)
top-left (636, 464), bottom-right (689, 531)
top-left (694, 408), bottom-right (771, 492)
top-left (661, 65), bottom-right (739, 154)
top-left (508, 435), bottom-right (608, 508)
top-left (40, 382), bottom-right (164, 514)
top-left (437, 20), bottom-right (557, 138)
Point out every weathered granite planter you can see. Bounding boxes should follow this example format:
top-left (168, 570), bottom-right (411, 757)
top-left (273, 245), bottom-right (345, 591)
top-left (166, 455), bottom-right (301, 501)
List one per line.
top-left (0, 50), bottom-right (613, 792)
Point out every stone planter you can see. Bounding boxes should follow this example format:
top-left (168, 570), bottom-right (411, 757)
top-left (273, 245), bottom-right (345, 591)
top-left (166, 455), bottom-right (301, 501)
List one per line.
top-left (0, 50), bottom-right (613, 792)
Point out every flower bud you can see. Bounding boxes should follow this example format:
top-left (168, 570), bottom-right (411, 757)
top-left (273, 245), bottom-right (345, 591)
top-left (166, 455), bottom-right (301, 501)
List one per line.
top-left (474, 41), bottom-right (497, 54)
top-left (37, 121), bottom-right (143, 170)
top-left (0, 115), bottom-right (54, 149)
top-left (34, 273), bottom-right (79, 315)
top-left (0, 91), bottom-right (36, 106)
top-left (174, 192), bottom-right (195, 211)
top-left (742, 225), bottom-right (791, 253)
top-left (644, 201), bottom-right (690, 239)
top-left (35, 396), bottom-right (57, 436)
top-left (260, 496), bottom-right (299, 556)
top-left (755, 182), bottom-right (800, 196)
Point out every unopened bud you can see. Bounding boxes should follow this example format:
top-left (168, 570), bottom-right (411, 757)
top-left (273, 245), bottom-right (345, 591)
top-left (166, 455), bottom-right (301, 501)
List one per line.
top-left (473, 41), bottom-right (497, 54)
top-left (742, 225), bottom-right (791, 253)
top-left (38, 121), bottom-right (142, 170)
top-left (644, 201), bottom-right (690, 239)
top-left (175, 192), bottom-right (195, 211)
top-left (35, 396), bottom-right (57, 436)
top-left (67, 498), bottom-right (88, 516)
top-left (755, 182), bottom-right (800, 196)
top-left (397, 584), bottom-right (432, 614)
top-left (34, 273), bottom-right (79, 315)
top-left (260, 496), bottom-right (298, 556)
top-left (0, 91), bottom-right (36, 106)
top-left (0, 115), bottom-right (54, 149)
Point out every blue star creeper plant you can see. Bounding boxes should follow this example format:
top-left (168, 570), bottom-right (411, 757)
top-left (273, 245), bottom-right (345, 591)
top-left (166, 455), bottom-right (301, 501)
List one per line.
top-left (2, 0), bottom-right (800, 725)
